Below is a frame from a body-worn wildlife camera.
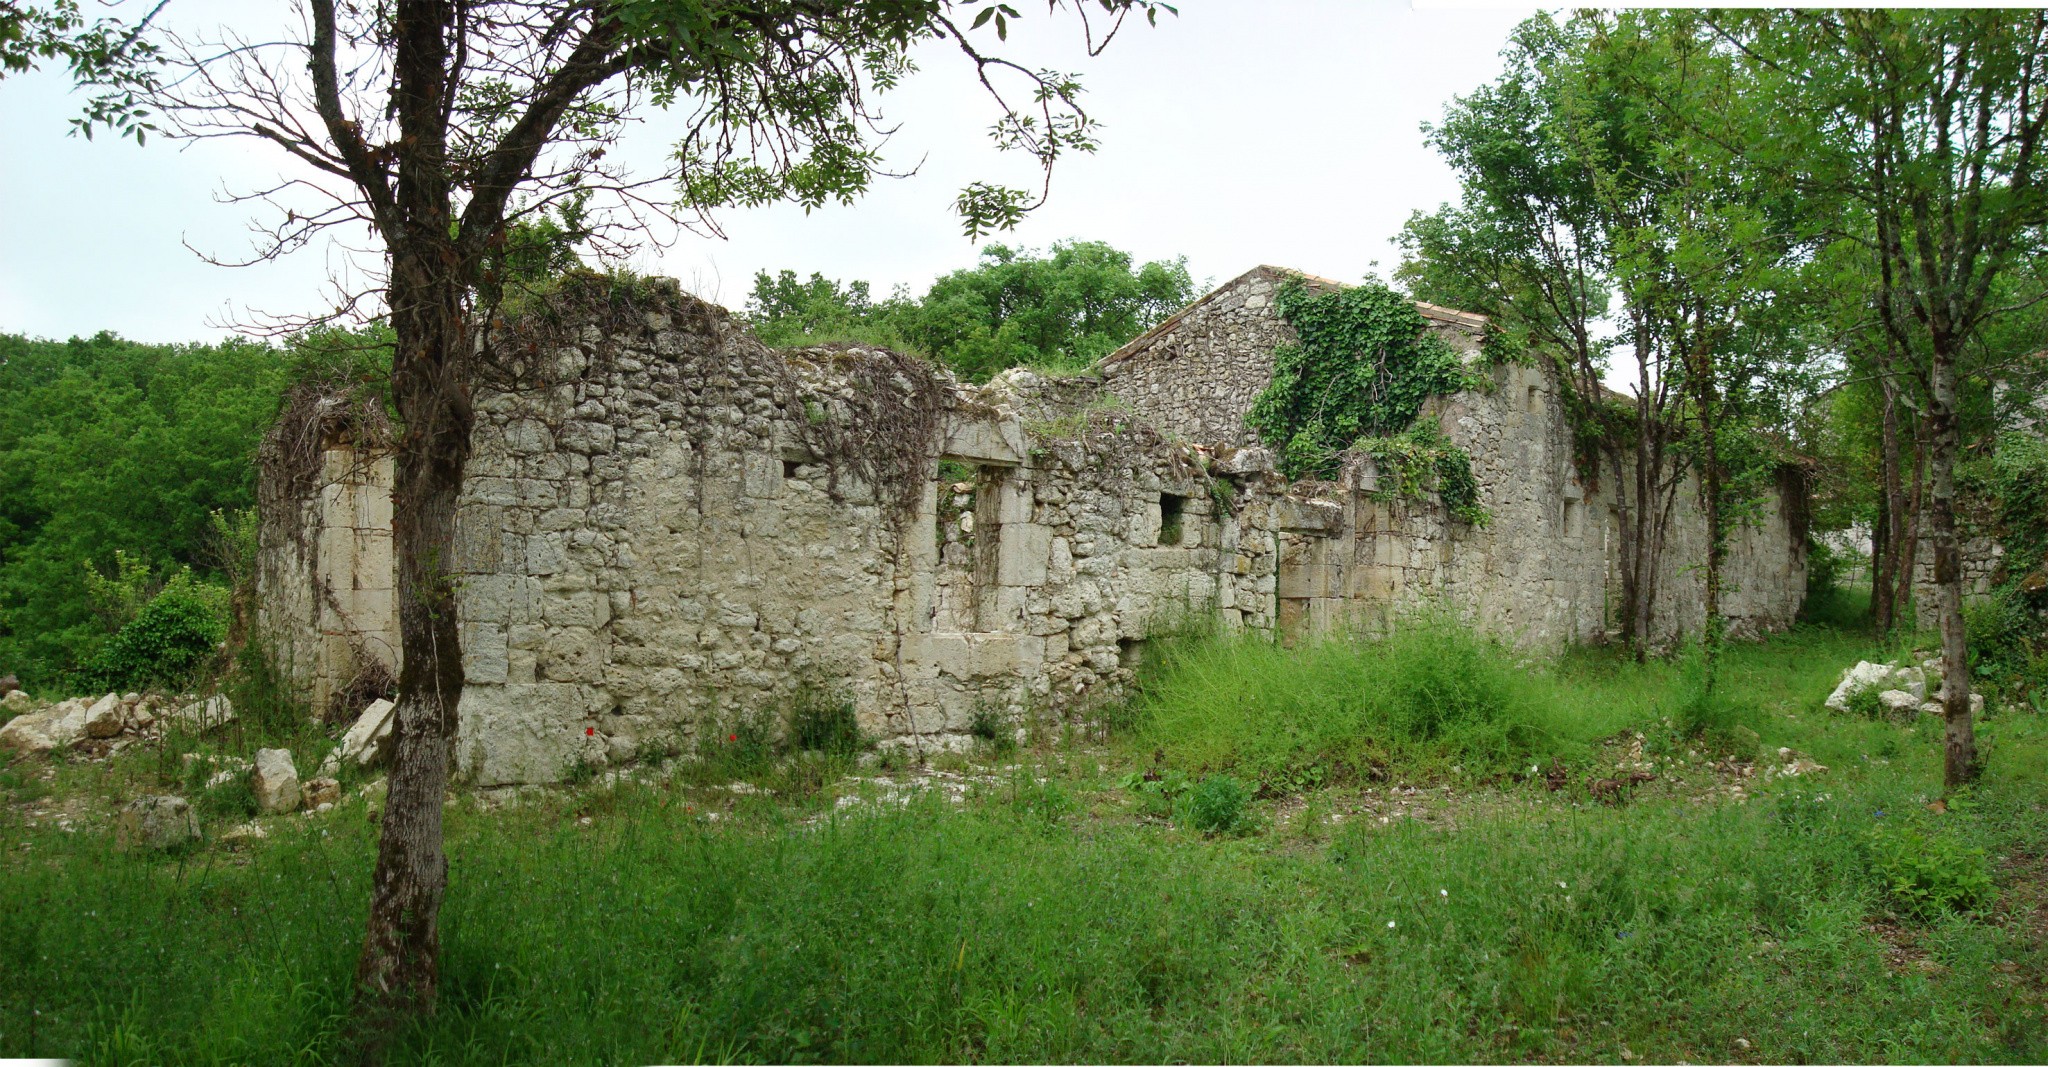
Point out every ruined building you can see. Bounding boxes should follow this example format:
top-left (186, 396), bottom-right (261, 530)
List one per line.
top-left (258, 267), bottom-right (1809, 786)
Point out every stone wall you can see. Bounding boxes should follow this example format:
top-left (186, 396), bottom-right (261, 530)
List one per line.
top-left (259, 270), bottom-right (1809, 786)
top-left (1099, 266), bottom-right (1486, 446)
top-left (256, 445), bottom-right (397, 717)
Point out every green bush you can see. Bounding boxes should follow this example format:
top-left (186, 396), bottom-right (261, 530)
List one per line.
top-left (1134, 616), bottom-right (1564, 785)
top-left (1866, 821), bottom-right (1995, 920)
top-left (1175, 775), bottom-right (1253, 835)
top-left (81, 572), bottom-right (228, 692)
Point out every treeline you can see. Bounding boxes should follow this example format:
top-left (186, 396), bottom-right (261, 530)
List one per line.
top-left (743, 239), bottom-right (1195, 381)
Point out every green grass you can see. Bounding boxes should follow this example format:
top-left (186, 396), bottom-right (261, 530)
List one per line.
top-left (4, 613), bottom-right (2048, 1063)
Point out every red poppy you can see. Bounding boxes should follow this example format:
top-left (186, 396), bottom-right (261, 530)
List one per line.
top-left (586, 727), bottom-right (595, 737)
top-left (728, 733), bottom-right (737, 743)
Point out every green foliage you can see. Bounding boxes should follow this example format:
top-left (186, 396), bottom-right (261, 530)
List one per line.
top-left (81, 571), bottom-right (227, 693)
top-left (1247, 280), bottom-right (1476, 511)
top-left (0, 331), bottom-right (294, 688)
top-left (1132, 616), bottom-right (1565, 785)
top-left (1117, 768), bottom-right (1194, 819)
top-left (1174, 775), bottom-right (1252, 836)
top-left (1669, 640), bottom-right (1761, 747)
top-left (1964, 433), bottom-right (2048, 698)
top-left (967, 703), bottom-right (1015, 756)
top-left (786, 685), bottom-right (864, 757)
top-left (1355, 423), bottom-right (1488, 526)
top-left (744, 241), bottom-right (1195, 382)
top-left (1866, 821), bottom-right (1995, 920)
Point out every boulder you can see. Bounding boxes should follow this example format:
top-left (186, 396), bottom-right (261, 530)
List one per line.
top-left (169, 695), bottom-right (236, 732)
top-left (251, 748), bottom-right (301, 815)
top-left (1887, 666), bottom-right (1927, 702)
top-left (1, 689), bottom-right (34, 716)
top-left (0, 672), bottom-right (18, 696)
top-left (301, 776), bottom-right (341, 810)
top-left (0, 697), bottom-right (91, 755)
top-left (82, 693), bottom-right (125, 739)
top-left (1825, 661), bottom-right (1894, 712)
top-left (116, 795), bottom-right (200, 851)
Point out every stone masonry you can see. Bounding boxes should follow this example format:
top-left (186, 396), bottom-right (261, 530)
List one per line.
top-left (260, 269), bottom-right (1809, 785)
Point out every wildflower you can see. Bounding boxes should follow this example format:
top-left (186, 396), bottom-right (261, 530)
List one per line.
top-left (586, 727), bottom-right (595, 737)
top-left (1440, 889), bottom-right (1449, 898)
top-left (1558, 881), bottom-right (1568, 889)
top-left (1873, 809), bottom-right (1886, 818)
top-left (729, 733), bottom-right (738, 743)
top-left (1386, 920), bottom-right (1396, 929)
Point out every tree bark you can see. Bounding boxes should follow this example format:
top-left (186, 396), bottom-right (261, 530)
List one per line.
top-left (1872, 375), bottom-right (1903, 633)
top-left (1925, 349), bottom-right (1976, 789)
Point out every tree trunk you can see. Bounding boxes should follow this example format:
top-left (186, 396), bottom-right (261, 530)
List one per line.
top-left (1872, 377), bottom-right (1903, 632)
top-left (1894, 423), bottom-right (1926, 628)
top-left (1696, 377), bottom-right (1725, 692)
top-left (354, 265), bottom-right (473, 1031)
top-left (1924, 349), bottom-right (1976, 790)
top-left (354, 0), bottom-right (472, 1040)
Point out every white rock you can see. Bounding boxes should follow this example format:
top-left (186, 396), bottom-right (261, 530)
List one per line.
top-left (1825, 661), bottom-right (1894, 712)
top-left (337, 698), bottom-right (398, 767)
top-left (1, 689), bottom-right (36, 716)
top-left (0, 698), bottom-right (90, 754)
top-left (251, 748), bottom-right (301, 814)
top-left (1879, 690), bottom-right (1923, 716)
top-left (82, 693), bottom-right (125, 739)
top-left (116, 795), bottom-right (200, 850)
top-left (169, 695), bottom-right (236, 732)
top-left (1888, 666), bottom-right (1926, 702)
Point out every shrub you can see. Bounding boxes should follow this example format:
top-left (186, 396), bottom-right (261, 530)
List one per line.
top-left (968, 702), bottom-right (1016, 756)
top-left (82, 571), bottom-right (228, 692)
top-left (1176, 774), bottom-right (1253, 835)
top-left (1866, 822), bottom-right (1994, 920)
top-left (786, 685), bottom-right (864, 756)
top-left (692, 706), bottom-right (779, 780)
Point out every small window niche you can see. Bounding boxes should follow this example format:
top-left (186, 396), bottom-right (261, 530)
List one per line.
top-left (782, 459), bottom-right (802, 480)
top-left (1158, 493), bottom-right (1187, 546)
top-left (1525, 384), bottom-right (1542, 413)
top-left (1563, 499), bottom-right (1580, 538)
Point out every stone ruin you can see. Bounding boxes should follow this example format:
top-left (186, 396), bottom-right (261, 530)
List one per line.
top-left (257, 266), bottom-right (1809, 786)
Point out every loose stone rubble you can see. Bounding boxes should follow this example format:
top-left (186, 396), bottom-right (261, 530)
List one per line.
top-left (258, 269), bottom-right (1809, 786)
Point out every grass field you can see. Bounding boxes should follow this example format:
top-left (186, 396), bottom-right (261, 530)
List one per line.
top-left (4, 606), bottom-right (2046, 1064)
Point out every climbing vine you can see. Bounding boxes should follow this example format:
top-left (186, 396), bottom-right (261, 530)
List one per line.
top-left (1246, 279), bottom-right (1486, 521)
top-left (1355, 424), bottom-right (1489, 526)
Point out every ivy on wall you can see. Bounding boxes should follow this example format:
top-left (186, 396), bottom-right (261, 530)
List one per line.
top-left (1246, 279), bottom-right (1486, 522)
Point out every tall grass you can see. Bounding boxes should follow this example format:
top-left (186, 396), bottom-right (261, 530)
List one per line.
top-left (1130, 616), bottom-right (1570, 785)
top-left (3, 764), bottom-right (2043, 1064)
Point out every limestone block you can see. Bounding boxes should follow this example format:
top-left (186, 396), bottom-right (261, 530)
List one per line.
top-left (455, 682), bottom-right (605, 786)
top-left (504, 419), bottom-right (554, 455)
top-left (539, 627), bottom-right (606, 683)
top-left (527, 534), bottom-right (568, 575)
top-left (941, 416), bottom-right (1026, 466)
top-left (116, 796), bottom-right (200, 851)
top-left (741, 452), bottom-right (783, 499)
top-left (559, 420), bottom-right (617, 455)
top-left (542, 592), bottom-right (609, 629)
top-left (81, 693), bottom-right (124, 739)
top-left (996, 523), bottom-right (1053, 586)
top-left (251, 748), bottom-right (301, 815)
top-left (1275, 499), bottom-right (1344, 535)
top-left (464, 624), bottom-right (509, 685)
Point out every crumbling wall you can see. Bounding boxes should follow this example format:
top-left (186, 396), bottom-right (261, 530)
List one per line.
top-left (262, 272), bottom-right (1809, 786)
top-left (255, 390), bottom-right (398, 719)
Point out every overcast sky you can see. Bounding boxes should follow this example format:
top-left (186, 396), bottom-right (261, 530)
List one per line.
top-left (0, 1), bottom-right (1540, 344)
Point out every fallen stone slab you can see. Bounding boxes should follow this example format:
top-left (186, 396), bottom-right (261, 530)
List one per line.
top-left (0, 697), bottom-right (91, 755)
top-left (1825, 661), bottom-right (1894, 712)
top-left (325, 698), bottom-right (397, 774)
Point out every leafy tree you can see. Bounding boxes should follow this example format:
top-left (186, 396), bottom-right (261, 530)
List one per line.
top-left (1722, 9), bottom-right (2048, 789)
top-left (0, 0), bottom-right (159, 140)
top-left (902, 240), bottom-right (1193, 379)
top-left (744, 240), bottom-right (1195, 381)
top-left (105, 0), bottom-right (1172, 1030)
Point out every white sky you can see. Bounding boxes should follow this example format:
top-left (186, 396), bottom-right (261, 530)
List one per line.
top-left (0, 1), bottom-right (1540, 344)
